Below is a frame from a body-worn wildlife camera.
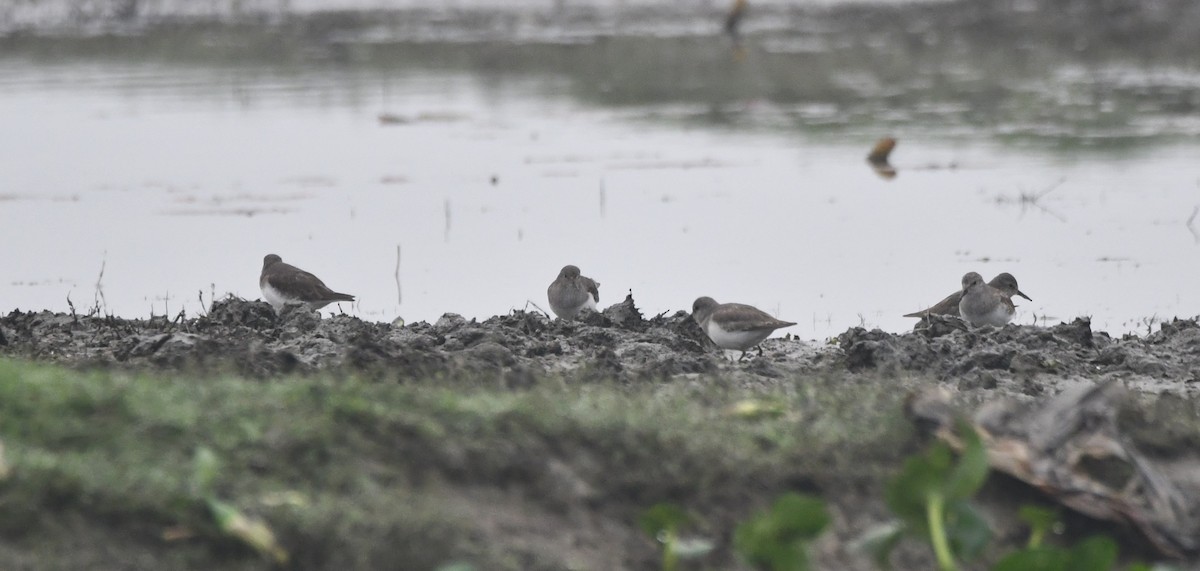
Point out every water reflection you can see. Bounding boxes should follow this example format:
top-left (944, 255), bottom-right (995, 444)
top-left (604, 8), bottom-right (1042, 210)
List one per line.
top-left (4, 1), bottom-right (1200, 147)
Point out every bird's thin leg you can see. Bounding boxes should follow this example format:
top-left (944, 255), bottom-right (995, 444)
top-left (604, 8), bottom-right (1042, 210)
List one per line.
top-left (757, 345), bottom-right (764, 357)
top-left (738, 351), bottom-right (748, 362)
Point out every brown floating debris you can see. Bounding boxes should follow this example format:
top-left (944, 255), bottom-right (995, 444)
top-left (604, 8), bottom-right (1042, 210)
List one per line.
top-left (378, 111), bottom-right (469, 126)
top-left (867, 137), bottom-right (896, 164)
top-left (867, 137), bottom-right (897, 179)
top-left (907, 383), bottom-right (1200, 559)
top-left (378, 113), bottom-right (409, 125)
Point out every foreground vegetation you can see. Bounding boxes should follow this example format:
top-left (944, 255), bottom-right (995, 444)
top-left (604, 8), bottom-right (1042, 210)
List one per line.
top-left (2, 357), bottom-right (1194, 570)
top-left (0, 359), bottom-right (919, 570)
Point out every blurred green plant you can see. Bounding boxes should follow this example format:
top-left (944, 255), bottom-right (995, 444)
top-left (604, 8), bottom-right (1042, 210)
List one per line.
top-left (868, 420), bottom-right (990, 571)
top-left (1017, 505), bottom-right (1059, 549)
top-left (638, 503), bottom-right (714, 571)
top-left (191, 447), bottom-right (288, 564)
top-left (994, 507), bottom-right (1175, 571)
top-left (991, 535), bottom-right (1117, 571)
top-left (733, 492), bottom-right (830, 571)
top-left (863, 425), bottom-right (1168, 571)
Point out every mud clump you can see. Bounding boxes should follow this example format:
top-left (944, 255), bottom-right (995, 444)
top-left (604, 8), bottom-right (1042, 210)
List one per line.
top-left (837, 317), bottom-right (1198, 396)
top-left (1, 299), bottom-right (1198, 397)
top-left (0, 297), bottom-right (725, 383)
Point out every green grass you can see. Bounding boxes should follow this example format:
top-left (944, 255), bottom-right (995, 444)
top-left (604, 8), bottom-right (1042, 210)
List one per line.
top-left (0, 359), bottom-right (917, 570)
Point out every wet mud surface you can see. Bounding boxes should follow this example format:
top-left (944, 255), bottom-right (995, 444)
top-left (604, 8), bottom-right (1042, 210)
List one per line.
top-left (2, 296), bottom-right (1198, 400)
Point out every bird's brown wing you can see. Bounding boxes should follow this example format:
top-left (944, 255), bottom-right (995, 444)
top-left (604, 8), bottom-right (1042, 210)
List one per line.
top-left (903, 290), bottom-right (962, 318)
top-left (713, 303), bottom-right (795, 331)
top-left (1000, 294), bottom-right (1016, 311)
top-left (583, 277), bottom-right (599, 303)
top-left (267, 264), bottom-right (350, 302)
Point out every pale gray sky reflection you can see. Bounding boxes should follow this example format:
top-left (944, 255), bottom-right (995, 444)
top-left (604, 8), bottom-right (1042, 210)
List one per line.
top-left (1, 62), bottom-right (1197, 339)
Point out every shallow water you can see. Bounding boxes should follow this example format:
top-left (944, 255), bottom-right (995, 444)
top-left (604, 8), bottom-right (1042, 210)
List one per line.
top-left (2, 5), bottom-right (1199, 339)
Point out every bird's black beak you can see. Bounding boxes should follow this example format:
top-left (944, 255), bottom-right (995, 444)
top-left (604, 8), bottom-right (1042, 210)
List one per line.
top-left (1016, 290), bottom-right (1032, 302)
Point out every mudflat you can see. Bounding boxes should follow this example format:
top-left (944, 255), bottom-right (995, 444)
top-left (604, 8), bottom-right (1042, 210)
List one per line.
top-left (0, 297), bottom-right (1197, 569)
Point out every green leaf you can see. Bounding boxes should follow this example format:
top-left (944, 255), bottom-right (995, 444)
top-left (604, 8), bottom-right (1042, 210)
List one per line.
top-left (734, 517), bottom-right (767, 557)
top-left (734, 532), bottom-right (806, 571)
top-left (769, 493), bottom-right (831, 540)
top-left (991, 536), bottom-right (1119, 571)
top-left (1018, 505), bottom-right (1057, 529)
top-left (885, 441), bottom-right (957, 531)
top-left (1017, 505), bottom-right (1058, 548)
top-left (943, 500), bottom-right (992, 561)
top-left (1066, 536), bottom-right (1117, 571)
top-left (944, 421), bottom-right (989, 500)
top-left (638, 503), bottom-right (688, 540)
top-left (734, 493), bottom-right (829, 571)
top-left (992, 546), bottom-right (1069, 571)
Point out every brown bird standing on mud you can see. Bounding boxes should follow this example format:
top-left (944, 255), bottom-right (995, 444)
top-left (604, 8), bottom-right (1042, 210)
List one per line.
top-left (692, 296), bottom-right (795, 361)
top-left (547, 265), bottom-right (600, 320)
top-left (259, 254), bottom-right (355, 312)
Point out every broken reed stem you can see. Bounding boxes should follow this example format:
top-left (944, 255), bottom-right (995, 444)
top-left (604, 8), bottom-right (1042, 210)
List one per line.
top-left (524, 300), bottom-right (552, 320)
top-left (93, 255), bottom-right (108, 315)
top-left (394, 244), bottom-right (402, 305)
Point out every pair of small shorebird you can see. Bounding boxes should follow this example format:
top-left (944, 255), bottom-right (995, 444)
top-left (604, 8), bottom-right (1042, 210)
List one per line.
top-left (260, 255), bottom-right (1032, 360)
top-left (547, 265), bottom-right (795, 360)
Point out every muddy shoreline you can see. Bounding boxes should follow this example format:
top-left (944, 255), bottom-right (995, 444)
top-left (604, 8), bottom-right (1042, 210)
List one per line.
top-left (2, 296), bottom-right (1197, 400)
top-left (3, 296), bottom-right (1200, 569)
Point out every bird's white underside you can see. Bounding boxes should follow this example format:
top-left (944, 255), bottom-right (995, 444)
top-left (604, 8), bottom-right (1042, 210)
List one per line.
top-left (965, 304), bottom-right (1014, 327)
top-left (262, 282), bottom-right (338, 311)
top-left (261, 282), bottom-right (291, 311)
top-left (705, 320), bottom-right (773, 351)
top-left (552, 292), bottom-right (598, 319)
